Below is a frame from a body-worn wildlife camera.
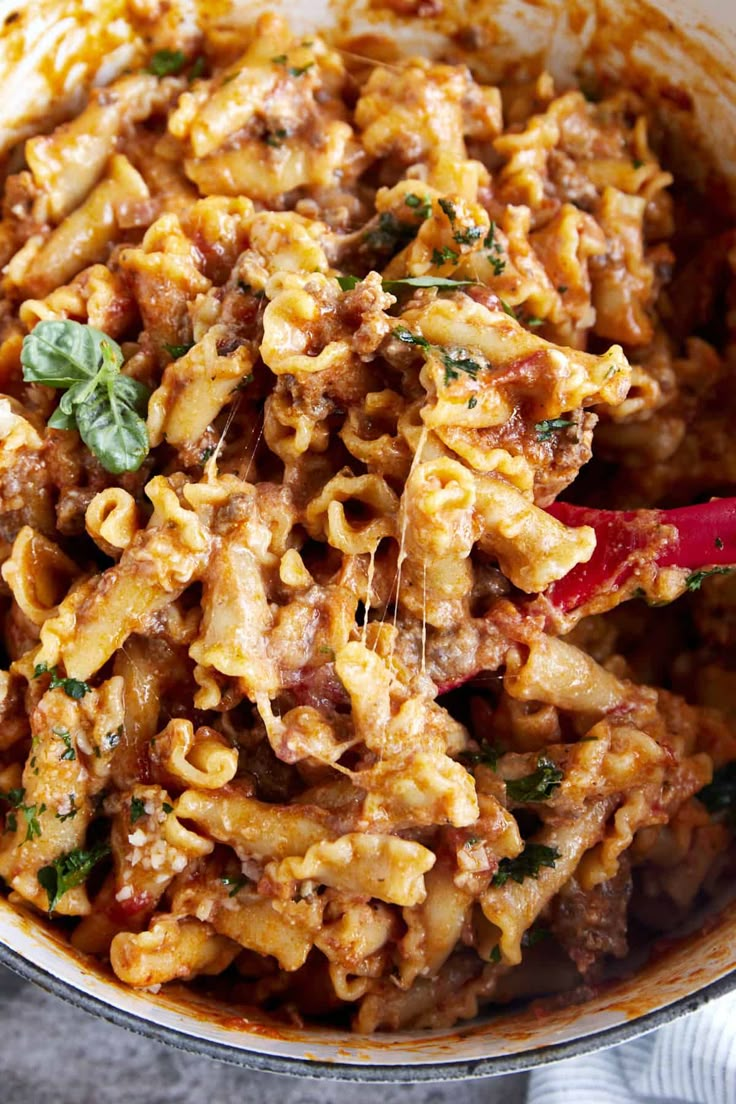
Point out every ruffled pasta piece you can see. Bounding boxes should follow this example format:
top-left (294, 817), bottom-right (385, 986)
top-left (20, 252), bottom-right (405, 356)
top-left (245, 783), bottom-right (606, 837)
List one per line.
top-left (150, 719), bottom-right (238, 790)
top-left (175, 787), bottom-right (334, 862)
top-left (0, 678), bottom-right (124, 915)
top-left (19, 264), bottom-right (138, 337)
top-left (265, 833), bottom-right (435, 907)
top-left (172, 15), bottom-right (365, 201)
top-left (480, 797), bottom-right (615, 965)
top-left (39, 475), bottom-right (210, 680)
top-left (5, 155), bottom-right (149, 299)
top-left (85, 489), bottom-right (140, 556)
top-left (398, 296), bottom-right (630, 433)
top-left (2, 527), bottom-right (81, 626)
top-left (399, 860), bottom-right (473, 987)
top-left (397, 457), bottom-right (475, 628)
top-left (355, 58), bottom-right (501, 164)
top-left (505, 634), bottom-right (634, 716)
top-left (475, 475), bottom-right (595, 592)
top-left (110, 916), bottom-right (239, 988)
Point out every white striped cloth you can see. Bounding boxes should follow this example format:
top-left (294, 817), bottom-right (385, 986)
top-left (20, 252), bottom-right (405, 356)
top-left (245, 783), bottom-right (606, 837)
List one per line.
top-left (526, 993), bottom-right (736, 1104)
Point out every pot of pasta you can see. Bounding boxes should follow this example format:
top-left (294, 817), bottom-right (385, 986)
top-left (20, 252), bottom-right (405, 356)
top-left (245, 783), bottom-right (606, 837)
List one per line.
top-left (0, 0), bottom-right (735, 1080)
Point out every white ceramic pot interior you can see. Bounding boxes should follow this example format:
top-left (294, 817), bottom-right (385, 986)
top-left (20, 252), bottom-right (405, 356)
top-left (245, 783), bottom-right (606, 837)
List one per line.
top-left (1, 0), bottom-right (736, 1078)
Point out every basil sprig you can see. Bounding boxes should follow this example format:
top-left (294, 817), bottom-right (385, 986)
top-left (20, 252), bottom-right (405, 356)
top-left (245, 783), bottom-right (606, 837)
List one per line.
top-left (21, 320), bottom-right (150, 474)
top-left (337, 274), bottom-right (474, 292)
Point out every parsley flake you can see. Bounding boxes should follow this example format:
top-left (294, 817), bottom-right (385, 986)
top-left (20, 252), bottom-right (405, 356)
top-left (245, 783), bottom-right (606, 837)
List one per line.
top-left (505, 757), bottom-right (563, 803)
top-left (288, 63), bottom-right (314, 77)
top-left (492, 843), bottom-right (560, 887)
top-left (432, 246), bottom-right (460, 265)
top-left (489, 945), bottom-right (502, 963)
top-left (685, 567), bottom-right (734, 591)
top-left (163, 342), bottom-right (194, 359)
top-left (53, 727), bottom-right (76, 761)
top-left (535, 418), bottom-right (575, 442)
top-left (147, 49), bottom-right (188, 77)
top-left (33, 663), bottom-right (90, 700)
top-left (404, 193), bottom-right (432, 220)
top-left (129, 796), bottom-right (147, 824)
top-left (56, 795), bottom-right (78, 822)
top-left (37, 840), bottom-right (111, 914)
top-left (221, 874), bottom-right (248, 897)
top-left (698, 762), bottom-right (736, 822)
top-left (438, 198), bottom-right (457, 223)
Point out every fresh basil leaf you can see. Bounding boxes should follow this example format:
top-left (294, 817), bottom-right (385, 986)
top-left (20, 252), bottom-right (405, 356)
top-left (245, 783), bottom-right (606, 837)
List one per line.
top-left (75, 379), bottom-right (150, 476)
top-left (21, 320), bottom-right (109, 388)
top-left (382, 276), bottom-right (475, 290)
top-left (47, 407), bottom-right (77, 431)
top-left (337, 275), bottom-right (360, 291)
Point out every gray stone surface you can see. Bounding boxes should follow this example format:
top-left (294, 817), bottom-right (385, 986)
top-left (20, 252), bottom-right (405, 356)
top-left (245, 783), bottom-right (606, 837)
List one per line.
top-left (0, 964), bottom-right (529, 1104)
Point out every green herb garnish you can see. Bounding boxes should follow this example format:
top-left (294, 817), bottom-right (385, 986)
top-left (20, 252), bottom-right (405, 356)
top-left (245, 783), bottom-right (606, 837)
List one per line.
top-left (364, 212), bottom-right (418, 253)
top-left (404, 193), bottom-right (432, 220)
top-left (20, 801), bottom-right (45, 843)
top-left (129, 796), bottom-right (147, 824)
top-left (147, 49), bottom-right (188, 77)
top-left (53, 727), bottom-right (76, 761)
top-left (468, 396), bottom-right (477, 409)
top-left (393, 325), bottom-right (431, 348)
top-left (221, 874), bottom-right (247, 897)
top-left (535, 418), bottom-right (575, 442)
top-left (33, 662), bottom-right (90, 700)
top-left (37, 841), bottom-right (111, 914)
top-left (492, 843), bottom-right (560, 887)
top-left (265, 127), bottom-right (288, 148)
top-left (288, 63), bottom-right (314, 77)
top-left (439, 347), bottom-right (483, 384)
top-left (56, 795), bottom-right (78, 823)
top-left (431, 246), bottom-right (460, 265)
top-left (489, 945), bottom-right (502, 963)
top-left (685, 567), bottom-right (734, 591)
top-left (505, 757), bottom-right (563, 803)
top-left (163, 342), bottom-right (194, 359)
top-left (522, 927), bottom-right (550, 947)
top-left (697, 762), bottom-right (736, 822)
top-left (162, 802), bottom-right (174, 815)
top-left (453, 224), bottom-right (483, 246)
top-left (22, 321), bottom-right (150, 475)
top-left (438, 198), bottom-right (457, 223)
top-left (188, 56), bottom-right (207, 81)
top-left (484, 222), bottom-right (506, 275)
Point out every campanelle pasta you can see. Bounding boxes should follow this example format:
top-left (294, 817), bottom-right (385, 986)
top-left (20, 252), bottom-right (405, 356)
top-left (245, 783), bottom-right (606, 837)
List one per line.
top-left (0, 7), bottom-right (735, 1035)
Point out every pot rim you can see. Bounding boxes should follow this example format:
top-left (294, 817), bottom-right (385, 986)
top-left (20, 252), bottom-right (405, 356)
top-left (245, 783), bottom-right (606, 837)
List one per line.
top-left (1, 939), bottom-right (734, 1081)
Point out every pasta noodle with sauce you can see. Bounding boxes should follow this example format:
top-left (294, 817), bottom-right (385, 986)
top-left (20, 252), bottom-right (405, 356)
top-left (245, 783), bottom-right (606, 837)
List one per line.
top-left (0, 5), bottom-right (735, 1035)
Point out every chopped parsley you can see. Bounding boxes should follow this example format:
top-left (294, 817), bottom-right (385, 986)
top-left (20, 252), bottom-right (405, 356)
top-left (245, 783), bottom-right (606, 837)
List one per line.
top-left (492, 843), bottom-right (560, 887)
top-left (522, 927), bottom-right (550, 948)
top-left (404, 193), bottom-right (432, 220)
top-left (163, 342), bottom-right (194, 359)
top-left (432, 246), bottom-right (460, 265)
top-left (557, 285), bottom-right (568, 295)
top-left (464, 836), bottom-right (481, 849)
top-left (438, 198), bottom-right (457, 223)
top-left (500, 299), bottom-right (517, 319)
top-left (264, 127), bottom-right (288, 148)
top-left (468, 396), bottom-right (477, 409)
top-left (697, 762), bottom-right (736, 822)
top-left (393, 325), bottom-right (431, 349)
top-left (20, 801), bottom-right (45, 843)
top-left (632, 157), bottom-right (644, 169)
top-left (288, 63), bottom-right (314, 77)
top-left (271, 53), bottom-right (287, 63)
top-left (200, 446), bottom-right (215, 463)
top-left (147, 49), bottom-right (188, 77)
top-left (439, 347), bottom-right (483, 384)
top-left (685, 567), bottom-right (734, 591)
top-left (189, 56), bottom-right (207, 81)
top-left (715, 537), bottom-right (724, 550)
top-left (37, 841), bottom-right (111, 914)
top-left (162, 802), bottom-right (174, 815)
top-left (221, 874), bottom-right (247, 897)
top-left (461, 743), bottom-right (504, 770)
top-left (484, 222), bottom-right (506, 276)
top-left (56, 795), bottom-right (78, 822)
top-left (53, 727), bottom-right (76, 761)
top-left (526, 316), bottom-right (544, 327)
top-left (453, 224), bottom-right (483, 246)
top-left (129, 796), bottom-right (147, 824)
top-left (337, 275), bottom-right (359, 291)
top-left (505, 757), bottom-right (563, 803)
top-left (0, 788), bottom-right (25, 809)
top-left (364, 212), bottom-right (418, 253)
top-left (489, 944), bottom-right (502, 963)
top-left (33, 663), bottom-right (90, 700)
top-left (535, 418), bottom-right (575, 442)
